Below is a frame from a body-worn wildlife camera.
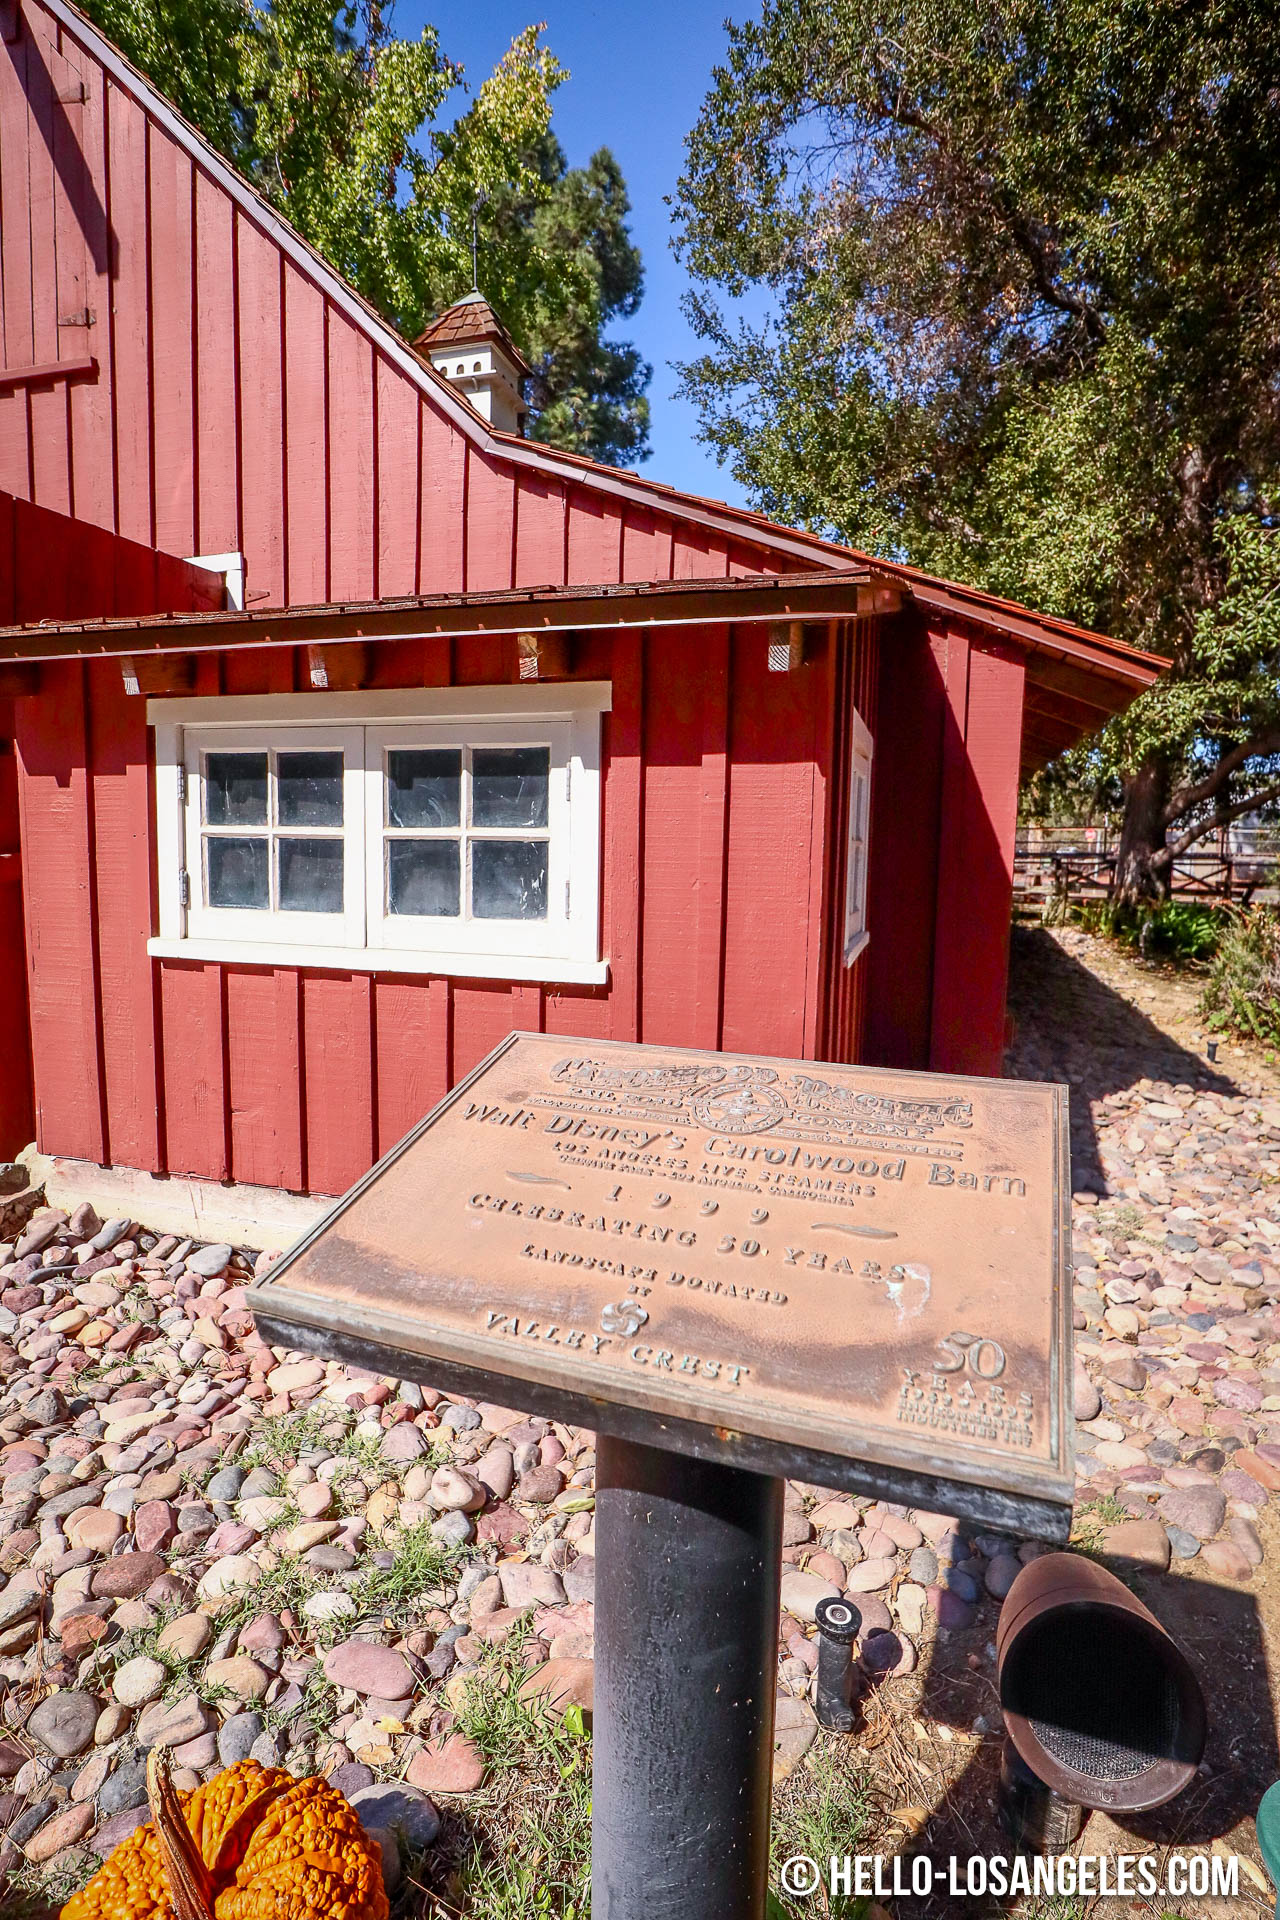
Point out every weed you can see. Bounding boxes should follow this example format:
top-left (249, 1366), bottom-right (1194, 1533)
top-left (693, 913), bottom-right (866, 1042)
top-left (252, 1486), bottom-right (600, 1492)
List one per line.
top-left (447, 1638), bottom-right (592, 1920)
top-left (240, 1406), bottom-right (344, 1472)
top-left (769, 1737), bottom-right (876, 1919)
top-left (1201, 905), bottom-right (1280, 1046)
top-left (349, 1521), bottom-right (466, 1625)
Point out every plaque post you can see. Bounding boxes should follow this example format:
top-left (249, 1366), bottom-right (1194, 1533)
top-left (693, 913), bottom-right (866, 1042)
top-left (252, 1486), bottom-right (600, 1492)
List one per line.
top-left (592, 1434), bottom-right (783, 1920)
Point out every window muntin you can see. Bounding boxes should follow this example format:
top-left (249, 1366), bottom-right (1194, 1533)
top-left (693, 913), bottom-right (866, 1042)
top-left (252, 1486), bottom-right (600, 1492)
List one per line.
top-left (183, 725), bottom-right (364, 947)
top-left (366, 721), bottom-right (567, 958)
top-left (200, 747), bottom-right (347, 914)
top-left (378, 743), bottom-right (551, 925)
top-left (842, 713), bottom-right (874, 965)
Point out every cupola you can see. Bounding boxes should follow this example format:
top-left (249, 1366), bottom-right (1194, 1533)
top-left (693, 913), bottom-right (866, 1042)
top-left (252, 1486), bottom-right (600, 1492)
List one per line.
top-left (413, 291), bottom-right (530, 436)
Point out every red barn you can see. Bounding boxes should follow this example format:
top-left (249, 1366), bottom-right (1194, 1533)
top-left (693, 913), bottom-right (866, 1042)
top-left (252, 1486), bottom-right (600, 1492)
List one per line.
top-left (0, 0), bottom-right (1160, 1220)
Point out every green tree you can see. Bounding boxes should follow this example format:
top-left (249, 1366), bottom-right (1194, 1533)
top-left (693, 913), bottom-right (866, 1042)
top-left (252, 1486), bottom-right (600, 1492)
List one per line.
top-left (674, 0), bottom-right (1280, 901)
top-left (84, 0), bottom-right (649, 464)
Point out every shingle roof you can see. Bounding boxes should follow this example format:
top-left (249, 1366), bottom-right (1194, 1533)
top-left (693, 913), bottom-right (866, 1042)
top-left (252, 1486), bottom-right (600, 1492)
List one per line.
top-left (414, 293), bottom-right (531, 375)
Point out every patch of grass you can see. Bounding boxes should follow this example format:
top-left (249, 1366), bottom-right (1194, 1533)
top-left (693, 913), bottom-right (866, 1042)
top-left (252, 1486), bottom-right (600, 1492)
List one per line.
top-left (348, 1520), bottom-right (465, 1625)
top-left (209, 1553), bottom-right (325, 1647)
top-left (240, 1405), bottom-right (345, 1471)
top-left (4, 1852), bottom-right (92, 1916)
top-left (769, 1737), bottom-right (876, 1920)
top-left (1096, 1200), bottom-right (1146, 1242)
top-left (446, 1637), bottom-right (592, 1920)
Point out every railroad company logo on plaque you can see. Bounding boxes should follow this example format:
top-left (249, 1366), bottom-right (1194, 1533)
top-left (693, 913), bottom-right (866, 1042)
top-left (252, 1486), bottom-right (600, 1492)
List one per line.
top-left (249, 1034), bottom-right (1073, 1534)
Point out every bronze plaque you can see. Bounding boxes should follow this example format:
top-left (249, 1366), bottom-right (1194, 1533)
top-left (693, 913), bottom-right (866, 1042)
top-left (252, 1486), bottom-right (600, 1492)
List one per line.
top-left (249, 1035), bottom-right (1073, 1535)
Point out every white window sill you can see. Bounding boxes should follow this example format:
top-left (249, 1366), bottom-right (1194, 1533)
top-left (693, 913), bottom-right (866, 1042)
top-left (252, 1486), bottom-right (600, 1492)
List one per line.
top-left (842, 929), bottom-right (870, 968)
top-left (147, 936), bottom-right (609, 986)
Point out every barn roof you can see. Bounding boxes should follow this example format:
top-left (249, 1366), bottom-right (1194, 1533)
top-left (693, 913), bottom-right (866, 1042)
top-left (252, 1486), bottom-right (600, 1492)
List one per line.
top-left (0, 566), bottom-right (1165, 774)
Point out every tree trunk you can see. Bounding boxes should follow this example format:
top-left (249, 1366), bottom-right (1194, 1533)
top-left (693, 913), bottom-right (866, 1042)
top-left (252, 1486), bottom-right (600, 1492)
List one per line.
top-left (1112, 751), bottom-right (1172, 908)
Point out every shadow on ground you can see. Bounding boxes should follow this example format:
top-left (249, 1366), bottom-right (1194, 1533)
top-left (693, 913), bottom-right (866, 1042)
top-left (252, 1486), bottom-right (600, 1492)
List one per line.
top-left (1006, 928), bottom-right (1239, 1198)
top-left (865, 1551), bottom-right (1278, 1915)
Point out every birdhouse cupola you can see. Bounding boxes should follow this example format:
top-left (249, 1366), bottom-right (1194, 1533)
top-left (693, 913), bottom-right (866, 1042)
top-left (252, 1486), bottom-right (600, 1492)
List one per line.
top-left (413, 291), bottom-right (531, 436)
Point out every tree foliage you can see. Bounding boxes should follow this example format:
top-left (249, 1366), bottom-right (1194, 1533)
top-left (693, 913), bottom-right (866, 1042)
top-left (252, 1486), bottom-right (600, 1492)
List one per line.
top-left (674, 0), bottom-right (1280, 894)
top-left (84, 0), bottom-right (649, 464)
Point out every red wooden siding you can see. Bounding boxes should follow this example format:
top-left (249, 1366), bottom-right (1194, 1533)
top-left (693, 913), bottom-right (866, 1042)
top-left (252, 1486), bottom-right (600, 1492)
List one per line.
top-left (14, 625), bottom-right (850, 1193)
top-left (0, 489), bottom-right (221, 1158)
top-left (818, 618), bottom-right (879, 1065)
top-left (0, 0), bottom-right (835, 612)
top-left (862, 611), bottom-right (1026, 1080)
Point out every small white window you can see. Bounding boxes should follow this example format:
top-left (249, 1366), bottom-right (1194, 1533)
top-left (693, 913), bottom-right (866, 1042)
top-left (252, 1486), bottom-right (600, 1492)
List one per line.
top-left (149, 684), bottom-right (609, 984)
top-left (842, 712), bottom-right (873, 965)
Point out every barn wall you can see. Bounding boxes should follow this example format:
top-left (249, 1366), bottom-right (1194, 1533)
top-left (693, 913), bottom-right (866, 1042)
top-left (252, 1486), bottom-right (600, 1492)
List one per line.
top-left (0, 0), bottom-right (829, 607)
top-left (0, 489), bottom-right (218, 1157)
top-left (862, 610), bottom-right (1026, 1079)
top-left (816, 617), bottom-right (879, 1065)
top-left (15, 623), bottom-right (838, 1193)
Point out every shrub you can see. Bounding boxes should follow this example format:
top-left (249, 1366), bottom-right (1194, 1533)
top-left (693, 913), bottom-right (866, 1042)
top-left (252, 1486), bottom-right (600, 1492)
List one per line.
top-left (1200, 906), bottom-right (1280, 1046)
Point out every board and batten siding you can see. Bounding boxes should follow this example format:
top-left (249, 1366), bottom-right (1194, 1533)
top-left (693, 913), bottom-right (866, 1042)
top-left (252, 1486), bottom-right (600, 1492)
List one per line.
top-left (0, 0), bottom-right (824, 606)
top-left (14, 620), bottom-right (871, 1195)
top-left (0, 489), bottom-right (219, 1158)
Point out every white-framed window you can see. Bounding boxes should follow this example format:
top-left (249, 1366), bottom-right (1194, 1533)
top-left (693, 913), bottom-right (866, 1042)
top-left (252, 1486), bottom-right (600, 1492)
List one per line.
top-left (149, 683), bottom-right (610, 984)
top-left (842, 711), bottom-right (874, 966)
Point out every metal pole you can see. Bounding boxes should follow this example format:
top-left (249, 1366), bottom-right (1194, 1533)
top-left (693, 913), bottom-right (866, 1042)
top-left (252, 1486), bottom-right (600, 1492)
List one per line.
top-left (592, 1433), bottom-right (784, 1920)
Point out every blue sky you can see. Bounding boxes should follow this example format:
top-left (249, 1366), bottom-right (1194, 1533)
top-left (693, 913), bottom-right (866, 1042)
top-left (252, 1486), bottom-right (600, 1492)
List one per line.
top-left (397, 0), bottom-right (754, 505)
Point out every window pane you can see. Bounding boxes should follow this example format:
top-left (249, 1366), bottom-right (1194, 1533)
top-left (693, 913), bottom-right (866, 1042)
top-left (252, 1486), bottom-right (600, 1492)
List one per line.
top-left (472, 839), bottom-right (548, 920)
top-left (278, 751), bottom-right (343, 827)
top-left (205, 753), bottom-right (267, 826)
top-left (387, 839), bottom-right (460, 916)
top-left (387, 749), bottom-right (461, 829)
top-left (278, 838), bottom-right (344, 913)
top-left (206, 836), bottom-right (268, 909)
top-left (472, 747), bottom-right (550, 829)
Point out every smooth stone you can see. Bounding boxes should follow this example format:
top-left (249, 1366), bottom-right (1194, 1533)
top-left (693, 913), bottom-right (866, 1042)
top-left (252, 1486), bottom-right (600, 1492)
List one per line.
top-left (772, 1694), bottom-right (817, 1782)
top-left (187, 1244), bottom-right (234, 1278)
top-left (23, 1798), bottom-right (95, 1862)
top-left (932, 1588), bottom-right (974, 1630)
top-left (206, 1466), bottom-right (246, 1502)
top-left (983, 1556), bottom-right (1022, 1599)
top-left (112, 1655), bottom-right (166, 1707)
top-left (91, 1805), bottom-right (150, 1854)
top-left (844, 1556), bottom-right (897, 1593)
top-left (382, 1425), bottom-right (429, 1464)
top-left (474, 1447), bottom-right (515, 1501)
top-left (1159, 1485), bottom-right (1226, 1541)
top-left (779, 1570), bottom-right (841, 1622)
top-left (908, 1547), bottom-right (938, 1585)
top-left (1100, 1518), bottom-right (1171, 1570)
top-left (349, 1783), bottom-right (441, 1850)
top-left (156, 1613), bottom-right (213, 1662)
top-left (518, 1657), bottom-right (594, 1718)
top-left (514, 1466), bottom-right (565, 1505)
top-left (98, 1753), bottom-right (149, 1816)
top-left (1073, 1368), bottom-right (1102, 1422)
top-left (860, 1629), bottom-right (917, 1678)
top-left (431, 1510), bottom-right (474, 1548)
top-left (196, 1554), bottom-right (259, 1602)
top-left (406, 1733), bottom-right (485, 1795)
top-left (135, 1696), bottom-right (213, 1749)
top-left (322, 1640), bottom-right (415, 1701)
top-left (498, 1563), bottom-right (565, 1610)
top-left (1200, 1538), bottom-right (1253, 1581)
top-left (90, 1552), bottom-right (166, 1599)
top-left (1167, 1525), bottom-right (1201, 1560)
top-left (205, 1655), bottom-right (270, 1702)
top-left (218, 1711), bottom-right (265, 1767)
top-left (26, 1691), bottom-right (100, 1759)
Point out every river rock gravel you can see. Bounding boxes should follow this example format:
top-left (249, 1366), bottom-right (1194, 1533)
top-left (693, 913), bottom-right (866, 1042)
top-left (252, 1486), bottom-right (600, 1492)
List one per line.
top-left (0, 923), bottom-right (1276, 1904)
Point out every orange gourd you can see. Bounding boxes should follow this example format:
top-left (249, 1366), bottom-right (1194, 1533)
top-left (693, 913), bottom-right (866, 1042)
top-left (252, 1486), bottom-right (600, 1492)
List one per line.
top-left (62, 1749), bottom-right (389, 1920)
